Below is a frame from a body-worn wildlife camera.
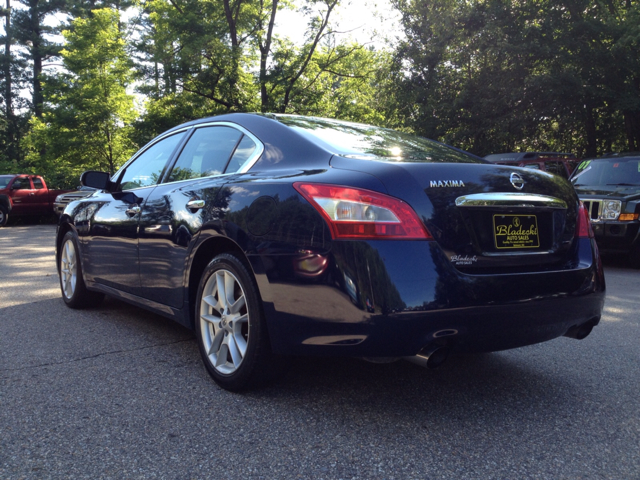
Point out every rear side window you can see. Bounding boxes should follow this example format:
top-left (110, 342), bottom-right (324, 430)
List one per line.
top-left (167, 126), bottom-right (242, 182)
top-left (523, 163), bottom-right (541, 170)
top-left (227, 135), bottom-right (257, 173)
top-left (32, 177), bottom-right (44, 189)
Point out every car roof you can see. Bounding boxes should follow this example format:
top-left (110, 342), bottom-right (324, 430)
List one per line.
top-left (155, 113), bottom-right (480, 169)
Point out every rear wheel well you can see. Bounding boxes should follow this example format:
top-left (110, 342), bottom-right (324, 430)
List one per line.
top-left (188, 236), bottom-right (254, 329)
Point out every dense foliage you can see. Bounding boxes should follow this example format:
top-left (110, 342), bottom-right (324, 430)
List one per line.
top-left (1, 0), bottom-right (639, 187)
top-left (393, 0), bottom-right (640, 157)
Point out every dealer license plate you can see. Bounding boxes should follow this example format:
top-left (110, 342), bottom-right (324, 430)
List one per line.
top-left (493, 214), bottom-right (540, 249)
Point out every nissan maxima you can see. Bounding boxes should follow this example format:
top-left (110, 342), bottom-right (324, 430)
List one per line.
top-left (56, 114), bottom-right (606, 391)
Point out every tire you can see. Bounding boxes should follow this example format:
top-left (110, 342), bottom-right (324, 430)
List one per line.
top-left (0, 205), bottom-right (8, 227)
top-left (195, 253), bottom-right (285, 391)
top-left (629, 244), bottom-right (640, 269)
top-left (58, 231), bottom-right (105, 308)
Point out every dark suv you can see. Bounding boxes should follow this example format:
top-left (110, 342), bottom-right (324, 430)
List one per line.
top-left (571, 153), bottom-right (640, 266)
top-left (485, 152), bottom-right (578, 179)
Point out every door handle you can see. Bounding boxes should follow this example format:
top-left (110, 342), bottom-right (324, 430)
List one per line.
top-left (186, 199), bottom-right (206, 211)
top-left (126, 205), bottom-right (141, 217)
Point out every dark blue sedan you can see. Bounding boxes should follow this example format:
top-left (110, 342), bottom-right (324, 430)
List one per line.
top-left (56, 114), bottom-right (606, 391)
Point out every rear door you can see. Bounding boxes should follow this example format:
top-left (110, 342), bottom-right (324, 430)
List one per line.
top-left (30, 177), bottom-right (49, 214)
top-left (138, 124), bottom-right (259, 307)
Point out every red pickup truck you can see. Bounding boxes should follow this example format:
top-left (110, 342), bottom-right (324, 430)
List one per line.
top-left (0, 174), bottom-right (71, 227)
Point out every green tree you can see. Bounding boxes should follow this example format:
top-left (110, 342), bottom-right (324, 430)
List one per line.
top-left (129, 0), bottom-right (391, 143)
top-left (1, 0), bottom-right (33, 170)
top-left (392, 0), bottom-right (640, 157)
top-left (12, 0), bottom-right (66, 118)
top-left (24, 8), bottom-right (137, 186)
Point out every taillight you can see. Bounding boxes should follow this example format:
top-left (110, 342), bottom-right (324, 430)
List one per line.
top-left (576, 202), bottom-right (595, 238)
top-left (293, 183), bottom-right (433, 240)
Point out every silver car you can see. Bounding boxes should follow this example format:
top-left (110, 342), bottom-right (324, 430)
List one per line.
top-left (53, 186), bottom-right (96, 216)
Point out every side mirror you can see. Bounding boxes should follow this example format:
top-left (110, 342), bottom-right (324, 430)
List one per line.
top-left (80, 171), bottom-right (112, 191)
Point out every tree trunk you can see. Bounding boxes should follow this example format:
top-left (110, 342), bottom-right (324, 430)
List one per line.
top-left (623, 111), bottom-right (637, 152)
top-left (584, 104), bottom-right (597, 157)
top-left (259, 0), bottom-right (278, 112)
top-left (635, 111), bottom-right (640, 152)
top-left (28, 0), bottom-right (44, 118)
top-left (4, 0), bottom-right (16, 160)
top-left (4, 0), bottom-right (12, 121)
top-left (280, 0), bottom-right (338, 113)
top-left (223, 0), bottom-right (243, 110)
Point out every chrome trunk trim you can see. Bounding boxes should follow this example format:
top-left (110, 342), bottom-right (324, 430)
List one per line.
top-left (455, 193), bottom-right (567, 209)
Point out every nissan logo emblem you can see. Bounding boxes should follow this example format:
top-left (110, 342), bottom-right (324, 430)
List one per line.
top-left (510, 172), bottom-right (525, 190)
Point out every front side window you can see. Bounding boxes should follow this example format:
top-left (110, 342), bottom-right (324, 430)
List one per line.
top-left (166, 126), bottom-right (242, 182)
top-left (118, 132), bottom-right (185, 191)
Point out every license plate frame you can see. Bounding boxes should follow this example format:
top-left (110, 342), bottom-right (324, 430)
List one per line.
top-left (493, 214), bottom-right (540, 250)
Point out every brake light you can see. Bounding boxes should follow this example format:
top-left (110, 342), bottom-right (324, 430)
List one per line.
top-left (293, 183), bottom-right (432, 240)
top-left (576, 202), bottom-right (595, 238)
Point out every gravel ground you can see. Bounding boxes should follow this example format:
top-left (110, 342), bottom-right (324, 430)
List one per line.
top-left (1, 225), bottom-right (639, 479)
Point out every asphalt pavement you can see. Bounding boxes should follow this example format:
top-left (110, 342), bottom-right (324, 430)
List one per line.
top-left (1, 225), bottom-right (639, 479)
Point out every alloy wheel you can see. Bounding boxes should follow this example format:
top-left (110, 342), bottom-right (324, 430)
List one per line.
top-left (199, 269), bottom-right (250, 375)
top-left (60, 239), bottom-right (77, 299)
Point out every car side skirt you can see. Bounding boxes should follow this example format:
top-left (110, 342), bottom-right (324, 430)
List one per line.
top-left (85, 281), bottom-right (191, 328)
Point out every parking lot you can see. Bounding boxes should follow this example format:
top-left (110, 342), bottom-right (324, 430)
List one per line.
top-left (1, 224), bottom-right (639, 479)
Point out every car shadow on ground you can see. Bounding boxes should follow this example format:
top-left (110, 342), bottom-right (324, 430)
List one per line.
top-left (3, 292), bottom-right (616, 451)
top-left (259, 350), bottom-right (582, 411)
top-left (601, 252), bottom-right (638, 269)
top-left (3, 295), bottom-right (578, 397)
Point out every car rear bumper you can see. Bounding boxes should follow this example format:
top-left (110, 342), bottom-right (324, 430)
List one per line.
top-left (250, 238), bottom-right (606, 357)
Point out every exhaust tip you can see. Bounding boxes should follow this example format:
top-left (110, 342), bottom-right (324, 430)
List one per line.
top-left (564, 318), bottom-right (598, 340)
top-left (404, 345), bottom-right (451, 369)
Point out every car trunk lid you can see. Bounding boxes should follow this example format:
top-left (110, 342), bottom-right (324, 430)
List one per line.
top-left (330, 157), bottom-right (580, 272)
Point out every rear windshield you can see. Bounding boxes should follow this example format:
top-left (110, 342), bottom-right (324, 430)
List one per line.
top-left (0, 176), bottom-right (15, 188)
top-left (275, 115), bottom-right (480, 164)
top-left (572, 158), bottom-right (640, 186)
